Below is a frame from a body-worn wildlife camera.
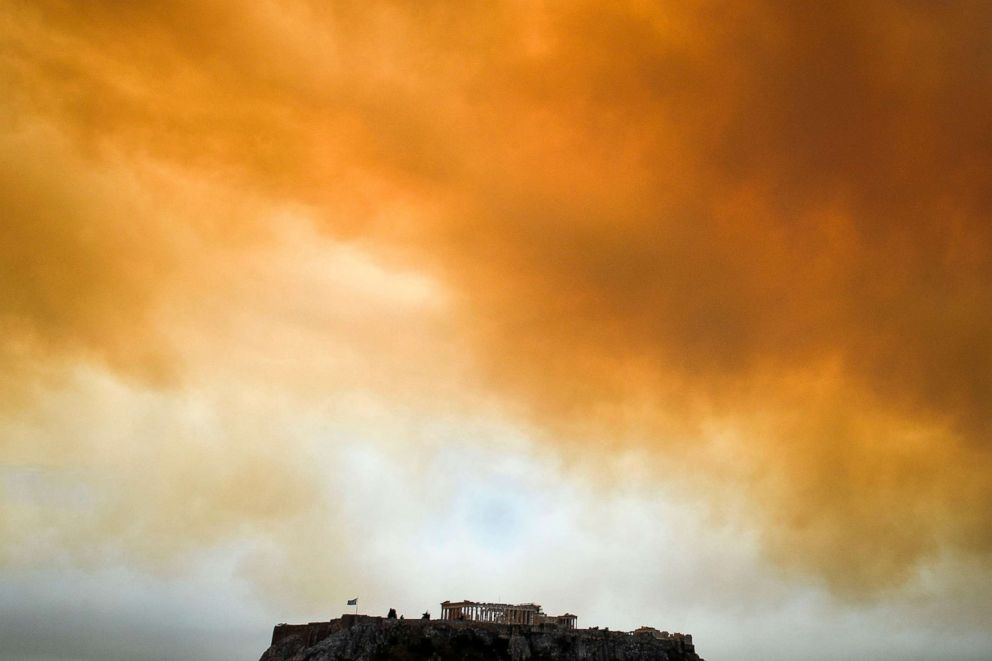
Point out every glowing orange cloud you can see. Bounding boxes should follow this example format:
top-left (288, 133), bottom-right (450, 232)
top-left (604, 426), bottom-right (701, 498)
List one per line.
top-left (2, 0), bottom-right (990, 595)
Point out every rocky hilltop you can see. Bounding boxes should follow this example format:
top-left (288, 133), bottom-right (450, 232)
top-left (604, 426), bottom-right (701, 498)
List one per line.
top-left (259, 615), bottom-right (704, 661)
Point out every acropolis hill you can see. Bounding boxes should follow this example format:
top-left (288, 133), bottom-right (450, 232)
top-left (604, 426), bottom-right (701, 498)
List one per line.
top-left (258, 600), bottom-right (704, 661)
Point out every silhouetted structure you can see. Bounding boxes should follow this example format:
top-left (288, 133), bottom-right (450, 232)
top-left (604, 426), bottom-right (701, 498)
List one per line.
top-left (265, 615), bottom-right (704, 661)
top-left (440, 600), bottom-right (577, 629)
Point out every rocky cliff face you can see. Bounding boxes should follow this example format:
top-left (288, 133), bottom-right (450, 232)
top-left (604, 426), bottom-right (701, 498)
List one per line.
top-left (259, 616), bottom-right (704, 661)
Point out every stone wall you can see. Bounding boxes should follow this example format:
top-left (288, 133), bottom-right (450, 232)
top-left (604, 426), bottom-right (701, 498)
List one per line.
top-left (260, 615), bottom-right (704, 661)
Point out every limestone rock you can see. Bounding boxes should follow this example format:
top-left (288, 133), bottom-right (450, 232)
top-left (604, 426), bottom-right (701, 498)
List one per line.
top-left (259, 615), bottom-right (704, 661)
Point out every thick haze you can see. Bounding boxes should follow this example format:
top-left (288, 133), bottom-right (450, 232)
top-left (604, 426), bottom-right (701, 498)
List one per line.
top-left (2, 2), bottom-right (991, 659)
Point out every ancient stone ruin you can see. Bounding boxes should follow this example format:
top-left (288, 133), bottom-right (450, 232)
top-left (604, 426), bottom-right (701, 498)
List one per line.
top-left (440, 599), bottom-right (578, 629)
top-left (261, 599), bottom-right (703, 661)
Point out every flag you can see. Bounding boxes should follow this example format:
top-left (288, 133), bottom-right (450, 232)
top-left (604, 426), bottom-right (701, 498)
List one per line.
top-left (347, 598), bottom-right (358, 606)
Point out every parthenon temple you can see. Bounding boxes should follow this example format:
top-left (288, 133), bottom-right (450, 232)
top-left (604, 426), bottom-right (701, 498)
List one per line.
top-left (440, 600), bottom-right (577, 629)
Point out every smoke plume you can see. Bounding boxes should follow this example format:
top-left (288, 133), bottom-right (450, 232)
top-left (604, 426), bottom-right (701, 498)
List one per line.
top-left (2, 0), bottom-right (991, 595)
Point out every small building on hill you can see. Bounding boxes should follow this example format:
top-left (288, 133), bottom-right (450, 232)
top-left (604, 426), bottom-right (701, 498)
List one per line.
top-left (440, 600), bottom-right (577, 629)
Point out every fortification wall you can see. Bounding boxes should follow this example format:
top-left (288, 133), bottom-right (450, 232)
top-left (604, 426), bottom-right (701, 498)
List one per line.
top-left (262, 615), bottom-right (703, 661)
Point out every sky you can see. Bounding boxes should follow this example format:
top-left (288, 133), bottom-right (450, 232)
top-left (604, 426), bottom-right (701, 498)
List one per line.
top-left (1, 1), bottom-right (991, 659)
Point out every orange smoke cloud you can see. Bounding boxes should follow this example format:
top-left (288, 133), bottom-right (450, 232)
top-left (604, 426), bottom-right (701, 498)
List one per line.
top-left (2, 0), bottom-right (991, 595)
